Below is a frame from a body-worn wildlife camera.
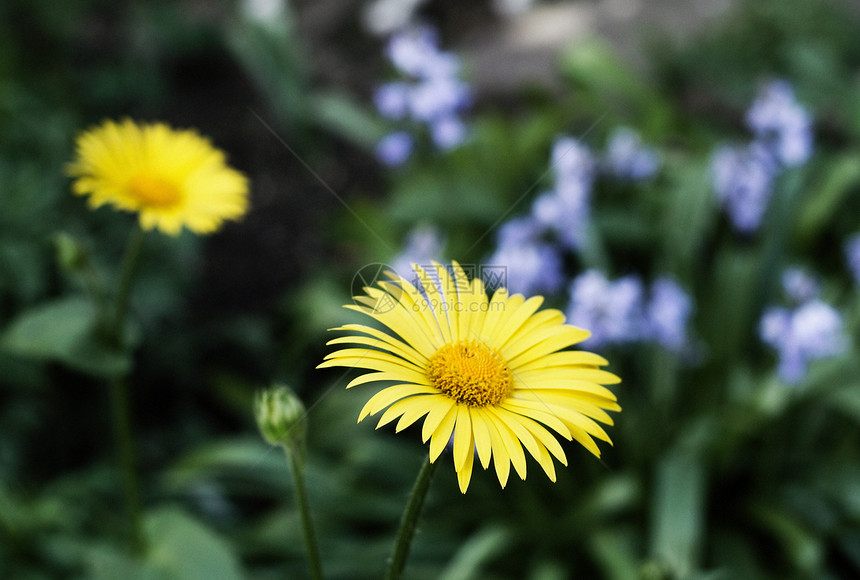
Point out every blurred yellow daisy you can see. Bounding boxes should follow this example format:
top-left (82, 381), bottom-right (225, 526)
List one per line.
top-left (67, 119), bottom-right (249, 235)
top-left (319, 262), bottom-right (621, 493)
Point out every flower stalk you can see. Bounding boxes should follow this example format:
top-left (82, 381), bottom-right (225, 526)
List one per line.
top-left (286, 447), bottom-right (324, 580)
top-left (385, 455), bottom-right (439, 580)
top-left (104, 226), bottom-right (147, 554)
top-left (255, 386), bottom-right (323, 580)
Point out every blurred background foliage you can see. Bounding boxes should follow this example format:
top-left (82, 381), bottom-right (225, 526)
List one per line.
top-left (1, 0), bottom-right (860, 578)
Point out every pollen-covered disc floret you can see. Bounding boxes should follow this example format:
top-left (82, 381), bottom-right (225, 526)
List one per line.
top-left (428, 340), bottom-right (513, 406)
top-left (67, 118), bottom-right (249, 236)
top-left (319, 261), bottom-right (621, 493)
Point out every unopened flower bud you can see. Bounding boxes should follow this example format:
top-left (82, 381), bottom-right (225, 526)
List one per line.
top-left (53, 232), bottom-right (89, 273)
top-left (255, 385), bottom-right (307, 455)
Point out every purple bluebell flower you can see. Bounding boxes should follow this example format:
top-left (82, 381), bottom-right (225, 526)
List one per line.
top-left (552, 137), bottom-right (595, 183)
top-left (531, 189), bottom-right (589, 250)
top-left (603, 127), bottom-right (661, 181)
top-left (407, 76), bottom-right (470, 122)
top-left (760, 299), bottom-right (847, 384)
top-left (645, 277), bottom-right (693, 352)
top-left (374, 82), bottom-right (411, 120)
top-left (376, 131), bottom-right (414, 166)
top-left (374, 24), bottom-right (470, 156)
top-left (746, 80), bottom-right (813, 167)
top-left (430, 115), bottom-right (467, 149)
top-left (781, 267), bottom-right (819, 304)
top-left (529, 137), bottom-right (595, 250)
top-left (385, 26), bottom-right (444, 79)
top-left (711, 142), bottom-right (778, 233)
top-left (845, 234), bottom-right (860, 285)
top-left (496, 216), bottom-right (541, 246)
top-left (487, 242), bottom-right (565, 297)
top-left (486, 217), bottom-right (564, 296)
top-left (566, 270), bottom-right (644, 349)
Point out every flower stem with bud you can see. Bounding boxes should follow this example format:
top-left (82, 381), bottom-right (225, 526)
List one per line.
top-left (255, 386), bottom-right (323, 580)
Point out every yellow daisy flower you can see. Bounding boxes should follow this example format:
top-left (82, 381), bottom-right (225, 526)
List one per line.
top-left (319, 262), bottom-right (621, 493)
top-left (67, 119), bottom-right (249, 235)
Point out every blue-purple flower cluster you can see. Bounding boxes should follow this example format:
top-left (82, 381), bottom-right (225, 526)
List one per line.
top-left (374, 25), bottom-right (470, 166)
top-left (486, 130), bottom-right (660, 296)
top-left (478, 130), bottom-right (688, 352)
top-left (759, 268), bottom-right (847, 384)
top-left (566, 271), bottom-right (693, 352)
top-left (711, 80), bottom-right (813, 233)
top-left (602, 127), bottom-right (661, 181)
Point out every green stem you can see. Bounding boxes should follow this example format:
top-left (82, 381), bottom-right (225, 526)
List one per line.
top-left (106, 226), bottom-right (147, 344)
top-left (109, 375), bottom-right (144, 554)
top-left (285, 448), bottom-right (324, 580)
top-left (105, 226), bottom-right (147, 554)
top-left (385, 455), bottom-right (439, 580)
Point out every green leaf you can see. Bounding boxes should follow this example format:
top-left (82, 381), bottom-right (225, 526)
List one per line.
top-left (1, 296), bottom-right (93, 360)
top-left (311, 91), bottom-right (388, 149)
top-left (796, 153), bottom-right (860, 243)
top-left (748, 502), bottom-right (822, 573)
top-left (650, 446), bottom-right (706, 577)
top-left (144, 508), bottom-right (244, 580)
top-left (87, 544), bottom-right (161, 580)
top-left (660, 157), bottom-right (719, 276)
top-left (589, 527), bottom-right (640, 580)
top-left (0, 296), bottom-right (131, 377)
top-left (438, 524), bottom-right (511, 580)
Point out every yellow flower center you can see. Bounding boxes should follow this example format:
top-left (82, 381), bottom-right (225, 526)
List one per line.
top-left (127, 174), bottom-right (182, 208)
top-left (427, 339), bottom-right (514, 407)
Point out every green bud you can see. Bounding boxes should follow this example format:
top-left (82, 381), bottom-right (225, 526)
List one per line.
top-left (53, 232), bottom-right (89, 273)
top-left (254, 385), bottom-right (307, 454)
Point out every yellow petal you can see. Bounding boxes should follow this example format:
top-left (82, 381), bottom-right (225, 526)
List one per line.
top-left (514, 378), bottom-right (619, 400)
top-left (469, 407), bottom-right (493, 470)
top-left (345, 371), bottom-right (431, 390)
top-left (531, 440), bottom-right (557, 482)
top-left (394, 399), bottom-right (436, 432)
top-left (456, 441), bottom-right (475, 494)
top-left (516, 350), bottom-right (609, 368)
top-left (500, 409), bottom-right (568, 466)
top-left (499, 309), bottom-right (566, 357)
top-left (435, 262), bottom-right (463, 341)
top-left (327, 328), bottom-right (427, 364)
top-left (494, 297), bottom-right (552, 349)
top-left (514, 366), bottom-right (621, 385)
top-left (429, 404), bottom-right (458, 462)
top-left (487, 407), bottom-right (541, 461)
top-left (421, 397), bottom-right (456, 443)
top-left (487, 410), bottom-right (527, 480)
top-left (413, 263), bottom-right (453, 344)
top-left (375, 397), bottom-right (423, 429)
top-left (452, 405), bottom-right (473, 472)
top-left (379, 276), bottom-right (448, 352)
top-left (476, 289), bottom-right (516, 342)
top-left (489, 295), bottom-right (544, 349)
top-left (357, 384), bottom-right (438, 422)
top-left (500, 398), bottom-right (572, 440)
top-left (480, 409), bottom-right (511, 487)
top-left (506, 327), bottom-right (592, 368)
